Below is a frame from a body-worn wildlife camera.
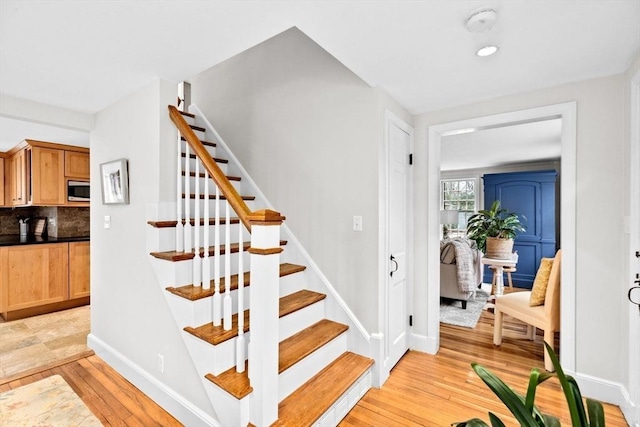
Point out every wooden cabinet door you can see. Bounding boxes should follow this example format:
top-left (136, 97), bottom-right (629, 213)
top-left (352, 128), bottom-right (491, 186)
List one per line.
top-left (65, 151), bottom-right (90, 179)
top-left (69, 241), bottom-right (90, 299)
top-left (31, 147), bottom-right (65, 205)
top-left (0, 244), bottom-right (69, 313)
top-left (0, 157), bottom-right (4, 206)
top-left (8, 150), bottom-right (27, 206)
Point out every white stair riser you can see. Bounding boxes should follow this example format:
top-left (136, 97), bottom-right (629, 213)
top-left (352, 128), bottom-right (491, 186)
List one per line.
top-left (180, 140), bottom-right (215, 156)
top-left (185, 176), bottom-right (242, 193)
top-left (314, 370), bottom-right (372, 427)
top-left (183, 331), bottom-right (250, 377)
top-left (182, 157), bottom-right (228, 175)
top-left (279, 271), bottom-right (306, 296)
top-left (181, 115), bottom-right (195, 126)
top-left (200, 381), bottom-right (249, 427)
top-left (278, 333), bottom-right (348, 402)
top-left (279, 300), bottom-right (324, 341)
top-left (147, 223), bottom-right (249, 253)
top-left (191, 128), bottom-right (205, 140)
top-left (185, 200), bottom-right (255, 217)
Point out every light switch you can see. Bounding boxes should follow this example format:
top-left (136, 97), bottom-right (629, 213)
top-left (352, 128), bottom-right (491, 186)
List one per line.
top-left (104, 215), bottom-right (111, 229)
top-left (353, 215), bottom-right (362, 232)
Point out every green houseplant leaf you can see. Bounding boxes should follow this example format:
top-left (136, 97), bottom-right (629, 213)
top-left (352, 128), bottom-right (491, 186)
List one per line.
top-left (586, 398), bottom-right (606, 427)
top-left (466, 200), bottom-right (526, 253)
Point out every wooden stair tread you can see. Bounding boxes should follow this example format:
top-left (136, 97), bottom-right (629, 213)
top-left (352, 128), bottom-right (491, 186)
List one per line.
top-left (181, 152), bottom-right (228, 163)
top-left (166, 263), bottom-right (307, 301)
top-left (179, 111), bottom-right (195, 118)
top-left (278, 319), bottom-right (348, 374)
top-left (184, 290), bottom-right (325, 345)
top-left (205, 363), bottom-right (251, 400)
top-left (181, 171), bottom-right (241, 180)
top-left (149, 240), bottom-right (287, 261)
top-left (272, 352), bottom-right (374, 427)
top-left (182, 193), bottom-right (255, 201)
top-left (181, 136), bottom-right (215, 147)
top-left (147, 217), bottom-right (241, 228)
top-left (189, 124), bottom-right (205, 132)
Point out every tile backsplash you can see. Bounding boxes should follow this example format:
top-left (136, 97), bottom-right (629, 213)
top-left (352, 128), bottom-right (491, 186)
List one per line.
top-left (0, 207), bottom-right (90, 237)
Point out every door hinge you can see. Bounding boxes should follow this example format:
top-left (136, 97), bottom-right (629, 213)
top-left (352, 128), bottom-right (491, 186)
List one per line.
top-left (409, 153), bottom-right (413, 165)
top-left (409, 315), bottom-right (413, 326)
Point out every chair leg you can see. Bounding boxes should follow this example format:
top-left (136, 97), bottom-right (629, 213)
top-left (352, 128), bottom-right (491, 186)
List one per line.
top-left (507, 272), bottom-right (514, 289)
top-left (461, 300), bottom-right (467, 309)
top-left (543, 330), bottom-right (555, 372)
top-left (491, 271), bottom-right (498, 295)
top-left (493, 310), bottom-right (504, 346)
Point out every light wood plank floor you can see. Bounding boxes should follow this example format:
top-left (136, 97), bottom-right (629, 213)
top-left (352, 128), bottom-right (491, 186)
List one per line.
top-left (340, 310), bottom-right (628, 426)
top-left (0, 310), bottom-right (628, 426)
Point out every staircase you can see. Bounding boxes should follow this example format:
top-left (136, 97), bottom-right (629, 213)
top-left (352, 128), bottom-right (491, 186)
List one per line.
top-left (145, 106), bottom-right (373, 426)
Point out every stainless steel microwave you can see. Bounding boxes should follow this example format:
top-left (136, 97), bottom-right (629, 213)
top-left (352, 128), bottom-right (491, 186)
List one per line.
top-left (67, 180), bottom-right (90, 202)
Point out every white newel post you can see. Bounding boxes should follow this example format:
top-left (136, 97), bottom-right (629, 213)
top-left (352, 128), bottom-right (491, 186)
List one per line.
top-left (248, 210), bottom-right (284, 427)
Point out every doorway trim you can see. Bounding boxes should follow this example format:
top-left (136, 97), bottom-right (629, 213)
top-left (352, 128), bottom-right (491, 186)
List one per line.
top-left (376, 109), bottom-right (414, 386)
top-left (624, 69), bottom-right (640, 426)
top-left (426, 102), bottom-right (577, 372)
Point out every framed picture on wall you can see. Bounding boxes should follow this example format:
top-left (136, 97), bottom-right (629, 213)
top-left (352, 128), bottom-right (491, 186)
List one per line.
top-left (100, 158), bottom-right (130, 204)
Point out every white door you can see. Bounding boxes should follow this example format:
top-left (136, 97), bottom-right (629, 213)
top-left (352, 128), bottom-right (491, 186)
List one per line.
top-left (386, 117), bottom-right (411, 370)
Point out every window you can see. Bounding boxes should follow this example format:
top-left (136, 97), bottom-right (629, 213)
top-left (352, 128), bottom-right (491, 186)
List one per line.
top-left (441, 178), bottom-right (478, 238)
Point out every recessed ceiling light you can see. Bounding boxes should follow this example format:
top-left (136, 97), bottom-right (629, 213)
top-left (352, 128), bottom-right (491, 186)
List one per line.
top-left (476, 45), bottom-right (499, 57)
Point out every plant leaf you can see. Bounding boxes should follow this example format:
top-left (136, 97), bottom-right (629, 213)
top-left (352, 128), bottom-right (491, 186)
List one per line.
top-left (488, 412), bottom-right (507, 427)
top-left (451, 419), bottom-right (489, 427)
top-left (542, 414), bottom-right (561, 427)
top-left (525, 368), bottom-right (554, 413)
top-left (586, 398), bottom-right (606, 427)
top-left (543, 342), bottom-right (588, 426)
top-left (472, 363), bottom-right (539, 427)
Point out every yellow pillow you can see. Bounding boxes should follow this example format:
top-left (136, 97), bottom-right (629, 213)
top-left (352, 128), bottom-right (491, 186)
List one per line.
top-left (529, 258), bottom-right (554, 306)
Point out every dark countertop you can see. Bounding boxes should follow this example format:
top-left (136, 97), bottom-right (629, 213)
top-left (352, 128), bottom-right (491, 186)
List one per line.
top-left (0, 235), bottom-right (90, 247)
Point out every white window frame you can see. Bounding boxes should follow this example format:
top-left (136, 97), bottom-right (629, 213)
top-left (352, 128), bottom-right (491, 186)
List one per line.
top-left (440, 176), bottom-right (479, 238)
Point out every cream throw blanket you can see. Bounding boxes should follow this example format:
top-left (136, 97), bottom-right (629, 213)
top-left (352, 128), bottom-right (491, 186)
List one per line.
top-left (440, 238), bottom-right (479, 292)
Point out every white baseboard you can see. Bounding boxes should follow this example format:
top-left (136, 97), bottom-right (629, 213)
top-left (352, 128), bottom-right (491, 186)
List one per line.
top-left (87, 333), bottom-right (220, 427)
top-left (410, 333), bottom-right (438, 355)
top-left (574, 371), bottom-right (635, 420)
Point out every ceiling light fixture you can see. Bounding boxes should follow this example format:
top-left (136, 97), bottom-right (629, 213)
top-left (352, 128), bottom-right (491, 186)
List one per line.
top-left (465, 8), bottom-right (497, 33)
top-left (476, 45), bottom-right (499, 57)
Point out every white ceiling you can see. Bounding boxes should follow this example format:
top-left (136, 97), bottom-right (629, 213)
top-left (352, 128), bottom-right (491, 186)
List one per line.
top-left (0, 1), bottom-right (638, 158)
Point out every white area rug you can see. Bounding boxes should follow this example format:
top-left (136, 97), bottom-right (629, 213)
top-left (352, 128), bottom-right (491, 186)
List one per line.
top-left (0, 374), bottom-right (101, 426)
top-left (440, 289), bottom-right (490, 328)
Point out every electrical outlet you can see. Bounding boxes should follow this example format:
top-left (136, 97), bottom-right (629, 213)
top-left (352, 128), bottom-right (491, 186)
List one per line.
top-left (48, 218), bottom-right (56, 227)
top-left (353, 215), bottom-right (363, 232)
top-left (157, 354), bottom-right (164, 373)
top-left (104, 215), bottom-right (111, 229)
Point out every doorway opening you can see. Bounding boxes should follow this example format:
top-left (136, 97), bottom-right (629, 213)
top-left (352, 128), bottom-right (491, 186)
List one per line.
top-left (426, 102), bottom-right (577, 372)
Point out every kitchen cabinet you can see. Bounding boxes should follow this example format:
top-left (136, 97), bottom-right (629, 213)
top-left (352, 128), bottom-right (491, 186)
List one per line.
top-left (4, 140), bottom-right (90, 207)
top-left (0, 243), bottom-right (69, 316)
top-left (65, 151), bottom-right (90, 179)
top-left (0, 240), bottom-right (90, 320)
top-left (69, 241), bottom-right (90, 299)
top-left (31, 146), bottom-right (66, 205)
top-left (8, 148), bottom-right (27, 206)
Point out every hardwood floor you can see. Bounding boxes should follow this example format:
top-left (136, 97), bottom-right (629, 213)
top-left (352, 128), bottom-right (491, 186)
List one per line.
top-left (0, 308), bottom-right (628, 426)
top-left (340, 310), bottom-right (629, 426)
top-left (0, 353), bottom-right (182, 427)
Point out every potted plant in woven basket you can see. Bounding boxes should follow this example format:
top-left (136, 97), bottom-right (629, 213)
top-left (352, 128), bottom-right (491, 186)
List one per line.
top-left (466, 200), bottom-right (526, 259)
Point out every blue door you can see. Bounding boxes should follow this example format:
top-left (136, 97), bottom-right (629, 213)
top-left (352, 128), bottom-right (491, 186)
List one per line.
top-left (483, 171), bottom-right (557, 288)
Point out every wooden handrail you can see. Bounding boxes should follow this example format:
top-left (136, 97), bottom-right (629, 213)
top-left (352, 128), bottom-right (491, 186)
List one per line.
top-left (169, 105), bottom-right (254, 231)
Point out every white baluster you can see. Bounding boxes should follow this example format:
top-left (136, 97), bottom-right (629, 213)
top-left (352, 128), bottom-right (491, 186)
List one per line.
top-left (202, 171), bottom-right (211, 290)
top-left (193, 158), bottom-right (201, 287)
top-left (176, 135), bottom-right (184, 252)
top-left (212, 185), bottom-right (222, 326)
top-left (184, 144), bottom-right (192, 252)
top-left (223, 201), bottom-right (232, 330)
top-left (236, 220), bottom-right (245, 372)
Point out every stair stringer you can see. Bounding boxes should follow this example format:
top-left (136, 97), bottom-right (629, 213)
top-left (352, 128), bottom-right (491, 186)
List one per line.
top-left (190, 104), bottom-right (374, 360)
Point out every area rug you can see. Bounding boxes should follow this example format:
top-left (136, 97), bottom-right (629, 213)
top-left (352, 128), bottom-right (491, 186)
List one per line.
top-left (440, 288), bottom-right (490, 328)
top-left (0, 374), bottom-right (102, 426)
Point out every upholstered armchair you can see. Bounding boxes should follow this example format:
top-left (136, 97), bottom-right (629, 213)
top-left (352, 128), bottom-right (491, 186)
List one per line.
top-left (440, 238), bottom-right (482, 309)
top-left (493, 249), bottom-right (561, 371)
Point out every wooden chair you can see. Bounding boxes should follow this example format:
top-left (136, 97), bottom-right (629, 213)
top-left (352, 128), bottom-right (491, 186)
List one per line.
top-left (493, 250), bottom-right (561, 371)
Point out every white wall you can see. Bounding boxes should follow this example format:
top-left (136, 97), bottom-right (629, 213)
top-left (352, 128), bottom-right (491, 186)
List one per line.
top-left (89, 78), bottom-right (215, 420)
top-left (413, 74), bottom-right (628, 384)
top-left (0, 93), bottom-right (93, 131)
top-left (191, 28), bottom-right (411, 333)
